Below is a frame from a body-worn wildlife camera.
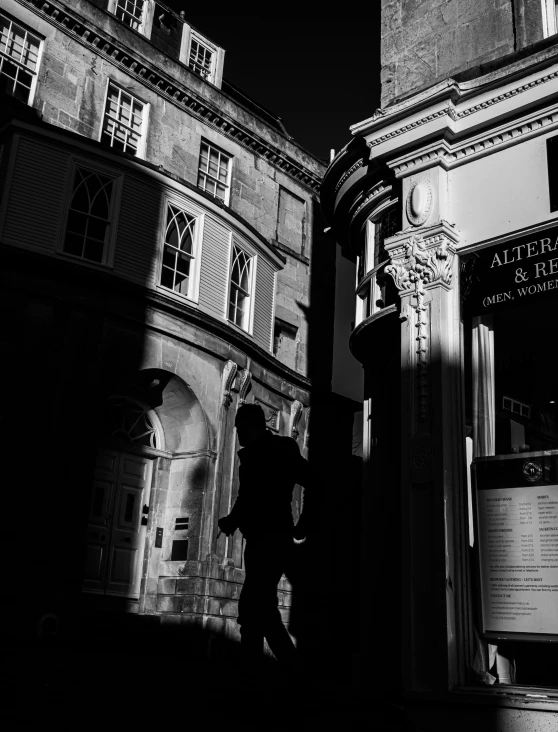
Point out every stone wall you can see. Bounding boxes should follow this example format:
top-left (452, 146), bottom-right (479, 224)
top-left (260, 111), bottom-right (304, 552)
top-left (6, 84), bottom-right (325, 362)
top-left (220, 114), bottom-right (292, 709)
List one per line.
top-left (8, 0), bottom-right (325, 379)
top-left (381, 0), bottom-right (545, 107)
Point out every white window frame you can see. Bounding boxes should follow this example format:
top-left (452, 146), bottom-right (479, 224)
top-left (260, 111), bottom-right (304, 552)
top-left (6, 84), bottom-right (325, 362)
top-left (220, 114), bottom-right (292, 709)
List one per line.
top-left (107, 0), bottom-right (154, 37)
top-left (100, 80), bottom-right (149, 159)
top-left (180, 27), bottom-right (220, 84)
top-left (541, 0), bottom-right (558, 37)
top-left (197, 140), bottom-right (232, 206)
top-left (58, 158), bottom-right (123, 269)
top-left (226, 236), bottom-right (256, 335)
top-left (156, 198), bottom-right (204, 304)
top-left (0, 10), bottom-right (43, 107)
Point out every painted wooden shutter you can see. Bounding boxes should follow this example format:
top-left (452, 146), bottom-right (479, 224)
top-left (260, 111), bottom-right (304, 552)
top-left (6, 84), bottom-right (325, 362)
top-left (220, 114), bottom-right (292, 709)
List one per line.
top-left (2, 136), bottom-right (69, 252)
top-left (113, 173), bottom-right (163, 286)
top-left (198, 215), bottom-right (230, 319)
top-left (252, 255), bottom-right (275, 352)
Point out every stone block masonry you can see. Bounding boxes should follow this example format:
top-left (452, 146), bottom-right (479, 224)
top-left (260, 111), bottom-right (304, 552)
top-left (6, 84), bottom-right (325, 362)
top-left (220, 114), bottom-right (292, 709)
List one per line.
top-left (381, 0), bottom-right (517, 107)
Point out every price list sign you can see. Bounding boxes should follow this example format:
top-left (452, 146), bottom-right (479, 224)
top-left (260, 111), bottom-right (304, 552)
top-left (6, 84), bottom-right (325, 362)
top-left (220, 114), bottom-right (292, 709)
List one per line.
top-left (474, 456), bottom-right (558, 640)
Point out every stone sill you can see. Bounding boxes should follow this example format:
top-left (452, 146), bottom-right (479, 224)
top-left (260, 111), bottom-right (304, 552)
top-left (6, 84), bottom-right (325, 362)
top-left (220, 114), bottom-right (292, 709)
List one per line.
top-left (403, 686), bottom-right (558, 713)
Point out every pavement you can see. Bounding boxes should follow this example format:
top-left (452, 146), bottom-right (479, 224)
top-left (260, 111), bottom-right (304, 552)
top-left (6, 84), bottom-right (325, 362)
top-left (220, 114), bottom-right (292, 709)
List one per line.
top-left (0, 641), bottom-right (412, 731)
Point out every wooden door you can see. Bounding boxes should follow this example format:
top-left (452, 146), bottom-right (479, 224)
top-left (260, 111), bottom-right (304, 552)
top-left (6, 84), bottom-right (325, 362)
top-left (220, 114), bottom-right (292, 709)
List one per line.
top-left (83, 450), bottom-right (153, 598)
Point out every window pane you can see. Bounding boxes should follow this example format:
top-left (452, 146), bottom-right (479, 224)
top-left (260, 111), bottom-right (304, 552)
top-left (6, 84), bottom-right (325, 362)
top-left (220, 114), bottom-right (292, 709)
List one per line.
top-left (162, 247), bottom-right (176, 269)
top-left (87, 217), bottom-right (107, 242)
top-left (175, 271), bottom-right (189, 295)
top-left (66, 211), bottom-right (87, 235)
top-left (83, 239), bottom-right (104, 263)
top-left (63, 232), bottom-right (83, 257)
top-left (161, 266), bottom-right (174, 290)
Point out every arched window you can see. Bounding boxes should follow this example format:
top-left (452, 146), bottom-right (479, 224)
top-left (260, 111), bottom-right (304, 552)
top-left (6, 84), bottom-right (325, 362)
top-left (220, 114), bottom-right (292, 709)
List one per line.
top-left (104, 398), bottom-right (159, 449)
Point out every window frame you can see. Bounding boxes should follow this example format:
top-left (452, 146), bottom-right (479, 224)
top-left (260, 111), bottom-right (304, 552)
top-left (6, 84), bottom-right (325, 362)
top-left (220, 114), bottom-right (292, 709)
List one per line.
top-left (156, 197), bottom-right (204, 304)
top-left (57, 157), bottom-right (123, 269)
top-left (226, 236), bottom-right (256, 335)
top-left (541, 0), bottom-right (558, 37)
top-left (197, 139), bottom-right (233, 206)
top-left (100, 79), bottom-right (149, 160)
top-left (180, 27), bottom-right (219, 84)
top-left (107, 0), bottom-right (154, 37)
top-left (0, 10), bottom-right (43, 107)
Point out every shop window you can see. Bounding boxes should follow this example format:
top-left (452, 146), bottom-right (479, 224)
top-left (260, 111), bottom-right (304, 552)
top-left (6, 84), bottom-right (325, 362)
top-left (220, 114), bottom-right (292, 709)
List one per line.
top-left (101, 82), bottom-right (147, 158)
top-left (228, 243), bottom-right (253, 332)
top-left (159, 203), bottom-right (202, 301)
top-left (197, 140), bottom-right (232, 204)
top-left (62, 165), bottom-right (117, 265)
top-left (465, 240), bottom-right (558, 688)
top-left (0, 12), bottom-right (41, 105)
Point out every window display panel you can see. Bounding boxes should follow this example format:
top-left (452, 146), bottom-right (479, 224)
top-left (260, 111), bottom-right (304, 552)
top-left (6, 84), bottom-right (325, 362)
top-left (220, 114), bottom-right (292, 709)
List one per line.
top-left (465, 234), bottom-right (558, 686)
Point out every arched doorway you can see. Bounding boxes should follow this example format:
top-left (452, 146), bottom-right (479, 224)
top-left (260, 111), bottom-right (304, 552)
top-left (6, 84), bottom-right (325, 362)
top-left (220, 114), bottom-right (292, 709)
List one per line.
top-left (83, 398), bottom-right (162, 598)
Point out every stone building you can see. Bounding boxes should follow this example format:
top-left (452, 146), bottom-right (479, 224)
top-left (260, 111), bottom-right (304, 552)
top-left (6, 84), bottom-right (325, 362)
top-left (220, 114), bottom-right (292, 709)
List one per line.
top-left (0, 0), bottom-right (358, 661)
top-left (321, 0), bottom-right (558, 729)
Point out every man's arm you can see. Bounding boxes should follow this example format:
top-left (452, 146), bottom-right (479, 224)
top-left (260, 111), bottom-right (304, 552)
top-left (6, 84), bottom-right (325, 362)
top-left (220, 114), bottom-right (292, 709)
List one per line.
top-left (218, 492), bottom-right (243, 536)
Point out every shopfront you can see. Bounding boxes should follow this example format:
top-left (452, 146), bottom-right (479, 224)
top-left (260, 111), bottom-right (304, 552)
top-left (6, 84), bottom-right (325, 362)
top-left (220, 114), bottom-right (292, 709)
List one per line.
top-left (321, 40), bottom-right (558, 732)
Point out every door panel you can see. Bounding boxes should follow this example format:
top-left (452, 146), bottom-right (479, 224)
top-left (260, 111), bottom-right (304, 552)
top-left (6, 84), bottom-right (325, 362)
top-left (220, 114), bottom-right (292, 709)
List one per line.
top-left (83, 449), bottom-right (119, 593)
top-left (105, 453), bottom-right (152, 598)
top-left (84, 450), bottom-right (152, 598)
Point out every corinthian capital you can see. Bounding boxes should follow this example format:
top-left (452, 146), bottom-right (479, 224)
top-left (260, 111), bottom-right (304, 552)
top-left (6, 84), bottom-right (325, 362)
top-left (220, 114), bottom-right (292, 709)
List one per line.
top-left (385, 221), bottom-right (459, 293)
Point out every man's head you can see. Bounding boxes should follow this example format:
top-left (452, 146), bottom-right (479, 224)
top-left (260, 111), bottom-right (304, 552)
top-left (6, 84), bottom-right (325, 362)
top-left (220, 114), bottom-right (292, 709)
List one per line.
top-left (235, 403), bottom-right (267, 447)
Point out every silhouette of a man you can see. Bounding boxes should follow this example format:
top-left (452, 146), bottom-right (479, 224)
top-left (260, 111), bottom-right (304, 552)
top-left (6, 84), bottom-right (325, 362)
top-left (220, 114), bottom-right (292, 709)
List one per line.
top-left (218, 403), bottom-right (311, 667)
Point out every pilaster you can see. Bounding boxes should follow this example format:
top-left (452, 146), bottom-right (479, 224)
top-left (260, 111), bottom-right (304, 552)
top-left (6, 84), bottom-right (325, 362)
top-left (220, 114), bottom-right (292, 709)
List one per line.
top-left (386, 220), bottom-right (469, 690)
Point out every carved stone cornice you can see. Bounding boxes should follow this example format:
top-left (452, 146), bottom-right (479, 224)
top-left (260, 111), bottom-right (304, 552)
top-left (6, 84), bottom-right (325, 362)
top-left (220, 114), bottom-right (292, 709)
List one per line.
top-left (221, 360), bottom-right (238, 409)
top-left (390, 106), bottom-right (558, 176)
top-left (19, 0), bottom-right (322, 192)
top-left (349, 182), bottom-right (393, 226)
top-left (334, 159), bottom-right (364, 195)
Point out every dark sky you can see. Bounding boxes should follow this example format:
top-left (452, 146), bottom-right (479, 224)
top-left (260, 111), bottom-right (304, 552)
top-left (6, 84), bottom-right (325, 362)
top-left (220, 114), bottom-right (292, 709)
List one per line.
top-left (161, 10), bottom-right (381, 162)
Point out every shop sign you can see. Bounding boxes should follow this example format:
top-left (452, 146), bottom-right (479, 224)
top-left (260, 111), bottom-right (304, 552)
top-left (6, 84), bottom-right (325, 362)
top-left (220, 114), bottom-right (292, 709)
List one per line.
top-left (473, 455), bottom-right (558, 641)
top-left (463, 226), bottom-right (558, 316)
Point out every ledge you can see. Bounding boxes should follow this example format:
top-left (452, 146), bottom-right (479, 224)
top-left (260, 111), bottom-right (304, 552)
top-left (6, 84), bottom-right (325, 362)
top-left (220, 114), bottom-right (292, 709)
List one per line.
top-left (402, 686), bottom-right (558, 713)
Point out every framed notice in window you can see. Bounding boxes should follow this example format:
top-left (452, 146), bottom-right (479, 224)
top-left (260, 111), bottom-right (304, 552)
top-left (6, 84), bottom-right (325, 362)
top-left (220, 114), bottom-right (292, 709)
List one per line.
top-left (473, 452), bottom-right (558, 642)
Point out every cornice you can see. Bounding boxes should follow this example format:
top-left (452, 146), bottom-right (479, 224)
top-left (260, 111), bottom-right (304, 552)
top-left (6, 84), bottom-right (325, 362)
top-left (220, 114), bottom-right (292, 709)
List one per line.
top-left (389, 101), bottom-right (558, 176)
top-left (370, 68), bottom-right (558, 152)
top-left (19, 0), bottom-right (322, 193)
top-left (349, 182), bottom-right (393, 228)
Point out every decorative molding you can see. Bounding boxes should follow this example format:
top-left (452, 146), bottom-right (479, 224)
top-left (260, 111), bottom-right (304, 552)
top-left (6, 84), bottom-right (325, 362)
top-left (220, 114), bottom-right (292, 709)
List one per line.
top-left (406, 179), bottom-right (433, 227)
top-left (221, 360), bottom-right (238, 409)
top-left (385, 233), bottom-right (455, 294)
top-left (385, 228), bottom-right (457, 423)
top-left (368, 107), bottom-right (452, 148)
top-left (369, 70), bottom-right (558, 150)
top-left (334, 159), bottom-right (364, 194)
top-left (349, 182), bottom-right (392, 225)
top-left (238, 369), bottom-right (252, 405)
top-left (20, 0), bottom-right (322, 192)
top-left (396, 110), bottom-right (558, 176)
top-left (254, 398), bottom-right (280, 432)
top-left (289, 400), bottom-right (303, 440)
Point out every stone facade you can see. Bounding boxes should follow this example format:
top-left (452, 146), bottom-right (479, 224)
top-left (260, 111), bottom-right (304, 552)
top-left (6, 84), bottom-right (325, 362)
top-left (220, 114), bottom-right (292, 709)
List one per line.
top-left (322, 0), bottom-right (558, 727)
top-left (381, 0), bottom-right (545, 107)
top-left (0, 0), bottom-right (352, 662)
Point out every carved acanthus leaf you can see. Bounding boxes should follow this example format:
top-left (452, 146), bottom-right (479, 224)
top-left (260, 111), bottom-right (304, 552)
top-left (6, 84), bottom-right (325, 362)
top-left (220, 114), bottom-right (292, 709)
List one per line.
top-left (222, 360), bottom-right (238, 409)
top-left (238, 369), bottom-right (252, 405)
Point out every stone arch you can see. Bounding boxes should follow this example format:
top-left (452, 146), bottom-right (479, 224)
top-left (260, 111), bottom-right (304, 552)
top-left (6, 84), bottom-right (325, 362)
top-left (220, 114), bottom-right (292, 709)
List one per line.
top-left (136, 368), bottom-right (210, 454)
